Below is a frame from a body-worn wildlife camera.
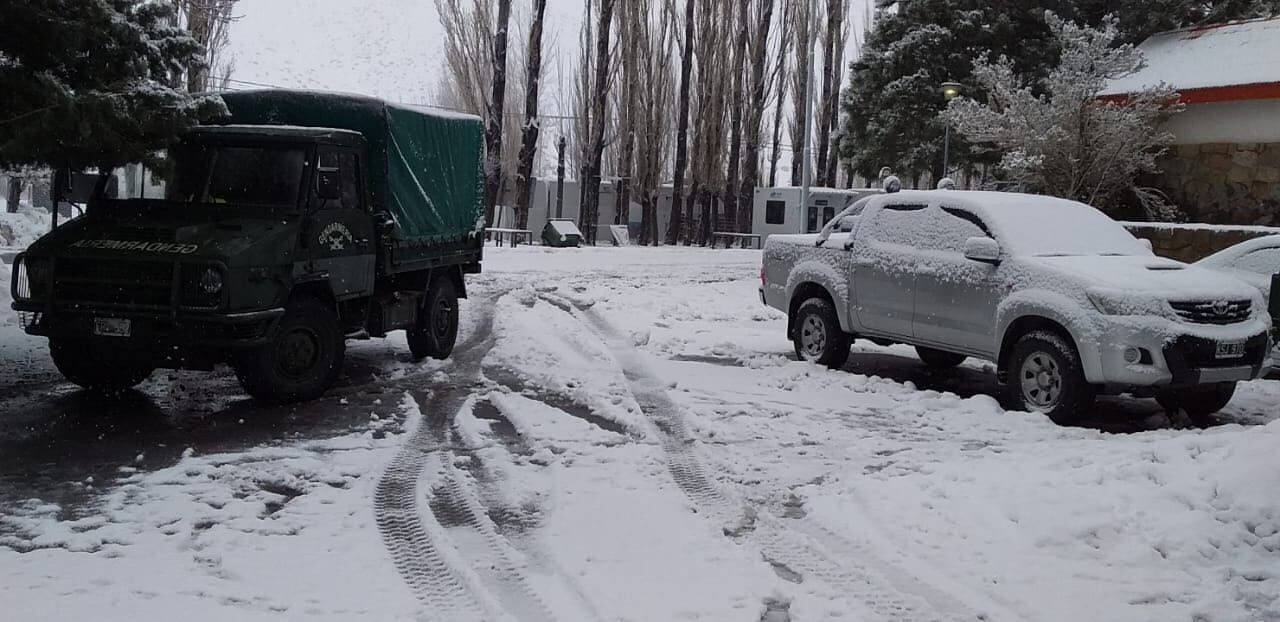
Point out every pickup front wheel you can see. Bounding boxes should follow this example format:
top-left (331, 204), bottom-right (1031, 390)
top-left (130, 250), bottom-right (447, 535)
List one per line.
top-left (1005, 330), bottom-right (1094, 425)
top-left (50, 339), bottom-right (155, 394)
top-left (1156, 383), bottom-right (1236, 427)
top-left (793, 298), bottom-right (851, 369)
top-left (235, 297), bottom-right (345, 404)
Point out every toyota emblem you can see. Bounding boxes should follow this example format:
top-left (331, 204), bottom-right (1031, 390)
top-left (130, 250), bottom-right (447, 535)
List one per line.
top-left (1212, 300), bottom-right (1231, 316)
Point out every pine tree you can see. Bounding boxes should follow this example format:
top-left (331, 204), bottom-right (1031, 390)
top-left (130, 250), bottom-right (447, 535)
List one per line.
top-left (0, 0), bottom-right (225, 173)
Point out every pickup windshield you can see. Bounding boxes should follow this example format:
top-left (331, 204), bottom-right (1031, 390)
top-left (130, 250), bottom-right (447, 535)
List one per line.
top-left (990, 202), bottom-right (1149, 257)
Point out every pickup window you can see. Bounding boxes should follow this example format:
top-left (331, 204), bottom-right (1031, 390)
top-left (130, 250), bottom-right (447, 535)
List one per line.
top-left (863, 203), bottom-right (929, 247)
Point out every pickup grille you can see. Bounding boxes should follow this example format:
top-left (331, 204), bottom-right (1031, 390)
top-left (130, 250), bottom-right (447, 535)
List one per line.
top-left (54, 257), bottom-right (175, 308)
top-left (1169, 300), bottom-right (1252, 325)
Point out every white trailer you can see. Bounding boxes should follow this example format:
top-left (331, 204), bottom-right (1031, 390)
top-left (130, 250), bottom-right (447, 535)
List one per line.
top-left (752, 186), bottom-right (880, 242)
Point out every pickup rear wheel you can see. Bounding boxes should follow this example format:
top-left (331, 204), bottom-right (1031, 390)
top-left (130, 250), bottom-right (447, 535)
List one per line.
top-left (915, 346), bottom-right (967, 369)
top-left (1004, 330), bottom-right (1094, 425)
top-left (408, 277), bottom-right (459, 360)
top-left (235, 297), bottom-right (345, 404)
top-left (50, 339), bottom-right (155, 394)
top-left (793, 298), bottom-right (851, 369)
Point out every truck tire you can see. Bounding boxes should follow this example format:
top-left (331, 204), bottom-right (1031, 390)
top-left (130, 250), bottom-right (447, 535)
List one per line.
top-left (915, 346), bottom-right (966, 369)
top-left (235, 297), bottom-right (345, 404)
top-left (793, 298), bottom-right (851, 369)
top-left (1156, 382), bottom-right (1236, 427)
top-left (49, 339), bottom-right (155, 394)
top-left (1004, 330), bottom-right (1094, 425)
top-left (408, 277), bottom-right (459, 360)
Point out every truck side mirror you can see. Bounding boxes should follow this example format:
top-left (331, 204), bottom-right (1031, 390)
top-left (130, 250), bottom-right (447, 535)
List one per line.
top-left (1138, 238), bottom-right (1153, 253)
top-left (317, 168), bottom-right (342, 201)
top-left (373, 210), bottom-right (396, 235)
top-left (963, 237), bottom-right (1002, 265)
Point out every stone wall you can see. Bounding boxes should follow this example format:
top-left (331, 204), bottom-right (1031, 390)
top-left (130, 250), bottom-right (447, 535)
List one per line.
top-left (1123, 222), bottom-right (1280, 263)
top-left (1151, 142), bottom-right (1280, 225)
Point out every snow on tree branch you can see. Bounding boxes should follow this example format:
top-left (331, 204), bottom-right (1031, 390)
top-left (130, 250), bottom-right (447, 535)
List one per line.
top-left (941, 12), bottom-right (1185, 221)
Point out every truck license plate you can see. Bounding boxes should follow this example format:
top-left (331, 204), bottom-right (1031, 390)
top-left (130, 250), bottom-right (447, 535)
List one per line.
top-left (1215, 340), bottom-right (1245, 359)
top-left (93, 317), bottom-right (132, 338)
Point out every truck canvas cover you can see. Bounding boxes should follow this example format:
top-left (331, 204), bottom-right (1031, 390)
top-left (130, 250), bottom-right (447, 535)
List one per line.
top-left (217, 90), bottom-right (485, 248)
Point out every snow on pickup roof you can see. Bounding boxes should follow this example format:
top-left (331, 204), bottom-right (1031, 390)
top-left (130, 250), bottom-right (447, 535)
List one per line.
top-left (1100, 17), bottom-right (1280, 96)
top-left (879, 190), bottom-right (1149, 257)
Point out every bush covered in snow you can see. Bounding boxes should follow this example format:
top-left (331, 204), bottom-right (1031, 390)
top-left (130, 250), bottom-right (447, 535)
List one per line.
top-left (0, 206), bottom-right (52, 248)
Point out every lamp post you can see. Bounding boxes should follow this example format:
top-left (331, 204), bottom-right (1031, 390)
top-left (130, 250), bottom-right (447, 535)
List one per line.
top-left (940, 81), bottom-right (962, 181)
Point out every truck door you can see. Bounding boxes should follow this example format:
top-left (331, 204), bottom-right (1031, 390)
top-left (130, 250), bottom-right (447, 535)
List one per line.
top-left (850, 202), bottom-right (929, 338)
top-left (309, 146), bottom-right (375, 299)
top-left (911, 206), bottom-right (1001, 355)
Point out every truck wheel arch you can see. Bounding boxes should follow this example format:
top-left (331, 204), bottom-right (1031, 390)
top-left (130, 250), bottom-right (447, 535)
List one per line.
top-left (998, 316), bottom-right (1080, 384)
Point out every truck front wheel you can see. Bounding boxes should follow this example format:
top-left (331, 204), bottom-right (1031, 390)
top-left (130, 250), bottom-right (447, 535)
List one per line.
top-left (50, 339), bottom-right (155, 394)
top-left (1004, 330), bottom-right (1094, 425)
top-left (235, 297), bottom-right (345, 404)
top-left (408, 277), bottom-right (459, 360)
top-left (792, 298), bottom-right (851, 369)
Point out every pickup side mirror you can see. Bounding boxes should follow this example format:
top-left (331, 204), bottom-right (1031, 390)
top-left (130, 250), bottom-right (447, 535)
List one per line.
top-left (837, 215), bottom-right (859, 232)
top-left (1138, 238), bottom-right (1154, 253)
top-left (317, 168), bottom-right (342, 201)
top-left (963, 237), bottom-right (1002, 265)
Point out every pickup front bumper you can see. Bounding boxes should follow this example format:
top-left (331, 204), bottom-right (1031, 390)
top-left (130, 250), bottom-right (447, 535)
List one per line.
top-left (1091, 318), bottom-right (1271, 391)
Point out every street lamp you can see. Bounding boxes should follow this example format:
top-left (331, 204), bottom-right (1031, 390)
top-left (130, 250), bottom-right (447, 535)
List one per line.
top-left (940, 81), bottom-right (963, 181)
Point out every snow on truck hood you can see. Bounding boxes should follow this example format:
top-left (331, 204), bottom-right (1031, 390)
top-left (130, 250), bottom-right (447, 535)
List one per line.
top-left (1030, 254), bottom-right (1261, 300)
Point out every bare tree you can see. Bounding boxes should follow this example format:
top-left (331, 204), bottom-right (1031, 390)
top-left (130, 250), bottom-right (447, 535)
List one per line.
top-left (634, 2), bottom-right (676, 245)
top-left (169, 1), bottom-right (239, 92)
top-left (580, 0), bottom-right (618, 244)
top-left (814, 0), bottom-right (845, 186)
top-left (789, 0), bottom-right (816, 187)
top-left (665, 0), bottom-right (696, 245)
top-left (482, 0), bottom-right (513, 228)
top-left (823, 10), bottom-right (852, 187)
top-left (768, 0), bottom-right (794, 187)
top-left (721, 0), bottom-right (750, 237)
top-left (737, 0), bottom-right (777, 229)
top-left (513, 0), bottom-right (548, 231)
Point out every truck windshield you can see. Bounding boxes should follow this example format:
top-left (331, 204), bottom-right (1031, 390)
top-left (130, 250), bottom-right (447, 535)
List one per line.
top-left (164, 142), bottom-right (307, 208)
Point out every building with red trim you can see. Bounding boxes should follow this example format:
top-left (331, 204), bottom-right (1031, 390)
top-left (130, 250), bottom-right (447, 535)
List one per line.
top-left (1100, 17), bottom-right (1280, 224)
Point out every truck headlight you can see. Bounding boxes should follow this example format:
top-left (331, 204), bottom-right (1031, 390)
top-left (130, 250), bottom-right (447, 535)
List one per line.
top-left (199, 267), bottom-right (223, 295)
top-left (1087, 290), bottom-right (1167, 317)
top-left (13, 256), bottom-right (51, 300)
top-left (181, 264), bottom-right (223, 308)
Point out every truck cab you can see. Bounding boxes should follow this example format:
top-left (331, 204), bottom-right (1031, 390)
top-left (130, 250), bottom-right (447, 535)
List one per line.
top-left (11, 90), bottom-right (485, 403)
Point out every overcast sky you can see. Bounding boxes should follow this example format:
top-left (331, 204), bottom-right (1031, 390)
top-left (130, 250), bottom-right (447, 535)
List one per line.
top-left (227, 0), bottom-right (872, 116)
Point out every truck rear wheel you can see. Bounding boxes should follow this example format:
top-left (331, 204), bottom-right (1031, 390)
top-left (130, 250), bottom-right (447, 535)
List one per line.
top-left (1156, 383), bottom-right (1236, 427)
top-left (235, 297), bottom-right (345, 404)
top-left (915, 346), bottom-right (967, 369)
top-left (792, 297), bottom-right (851, 369)
top-left (408, 277), bottom-right (458, 360)
top-left (1004, 330), bottom-right (1094, 425)
top-left (50, 339), bottom-right (155, 394)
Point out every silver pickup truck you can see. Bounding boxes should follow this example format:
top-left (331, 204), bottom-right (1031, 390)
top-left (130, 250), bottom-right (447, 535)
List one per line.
top-left (760, 189), bottom-right (1272, 424)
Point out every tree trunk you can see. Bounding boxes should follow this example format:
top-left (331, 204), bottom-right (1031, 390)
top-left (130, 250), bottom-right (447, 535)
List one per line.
top-left (768, 2), bottom-right (793, 188)
top-left (789, 1), bottom-right (812, 187)
top-left (738, 0), bottom-right (775, 232)
top-left (819, 0), bottom-right (846, 188)
top-left (513, 0), bottom-right (548, 231)
top-left (723, 0), bottom-right (749, 234)
top-left (483, 0), bottom-right (514, 228)
top-left (555, 136), bottom-right (566, 219)
top-left (666, 0), bottom-right (696, 245)
top-left (6, 177), bottom-right (22, 214)
top-left (814, 0), bottom-right (841, 186)
top-left (581, 0), bottom-right (617, 247)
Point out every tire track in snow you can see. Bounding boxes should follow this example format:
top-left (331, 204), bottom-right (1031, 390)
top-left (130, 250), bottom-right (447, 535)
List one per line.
top-left (374, 287), bottom-right (559, 622)
top-left (549, 292), bottom-right (979, 621)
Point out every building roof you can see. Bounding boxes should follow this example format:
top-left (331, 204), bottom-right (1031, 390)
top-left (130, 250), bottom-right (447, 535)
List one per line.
top-left (1100, 17), bottom-right (1280, 104)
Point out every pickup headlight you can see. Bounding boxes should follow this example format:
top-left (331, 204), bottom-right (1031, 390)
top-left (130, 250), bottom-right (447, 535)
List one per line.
top-left (1087, 290), bottom-right (1169, 317)
top-left (13, 256), bottom-right (51, 300)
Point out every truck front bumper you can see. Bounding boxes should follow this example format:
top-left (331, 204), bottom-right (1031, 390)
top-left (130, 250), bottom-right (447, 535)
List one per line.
top-left (15, 303), bottom-right (285, 349)
top-left (1090, 317), bottom-right (1271, 391)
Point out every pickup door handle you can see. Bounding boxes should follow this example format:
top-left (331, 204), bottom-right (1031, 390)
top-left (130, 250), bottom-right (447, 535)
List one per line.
top-left (355, 238), bottom-right (371, 248)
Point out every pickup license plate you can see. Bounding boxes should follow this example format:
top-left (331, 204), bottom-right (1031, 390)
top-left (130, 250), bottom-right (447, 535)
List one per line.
top-left (93, 317), bottom-right (132, 338)
top-left (1215, 340), bottom-right (1246, 359)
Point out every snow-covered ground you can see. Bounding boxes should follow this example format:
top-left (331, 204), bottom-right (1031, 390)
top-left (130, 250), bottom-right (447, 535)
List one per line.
top-left (2, 246), bottom-right (1278, 621)
top-left (0, 204), bottom-right (51, 249)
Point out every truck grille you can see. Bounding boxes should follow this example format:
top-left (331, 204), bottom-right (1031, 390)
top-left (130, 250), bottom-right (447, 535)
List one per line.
top-left (54, 258), bottom-right (175, 308)
top-left (1169, 300), bottom-right (1252, 325)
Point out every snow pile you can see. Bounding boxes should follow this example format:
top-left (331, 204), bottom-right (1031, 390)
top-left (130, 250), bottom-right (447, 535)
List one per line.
top-left (0, 206), bottom-right (52, 248)
top-left (0, 260), bottom-right (12, 325)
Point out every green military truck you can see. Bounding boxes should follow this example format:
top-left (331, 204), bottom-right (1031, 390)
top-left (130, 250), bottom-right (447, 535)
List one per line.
top-left (10, 90), bottom-right (486, 403)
